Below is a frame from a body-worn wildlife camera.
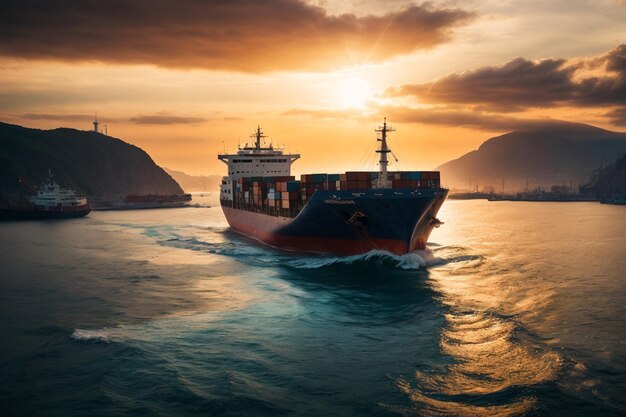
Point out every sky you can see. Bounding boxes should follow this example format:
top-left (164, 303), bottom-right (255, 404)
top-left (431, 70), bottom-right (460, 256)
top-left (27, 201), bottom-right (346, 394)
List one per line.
top-left (0, 0), bottom-right (625, 176)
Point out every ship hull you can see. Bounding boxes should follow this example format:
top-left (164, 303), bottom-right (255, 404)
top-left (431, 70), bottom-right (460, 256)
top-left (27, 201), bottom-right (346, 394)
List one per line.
top-left (0, 205), bottom-right (91, 220)
top-left (222, 188), bottom-right (447, 255)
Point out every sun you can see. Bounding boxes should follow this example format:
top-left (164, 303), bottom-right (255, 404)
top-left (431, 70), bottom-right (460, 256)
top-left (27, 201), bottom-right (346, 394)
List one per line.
top-left (337, 76), bottom-right (372, 108)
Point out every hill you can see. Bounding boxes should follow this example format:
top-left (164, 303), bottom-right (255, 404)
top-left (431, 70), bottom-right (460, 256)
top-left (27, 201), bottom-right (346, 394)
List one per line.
top-left (163, 168), bottom-right (221, 192)
top-left (580, 153), bottom-right (626, 200)
top-left (437, 121), bottom-right (626, 191)
top-left (0, 122), bottom-right (183, 202)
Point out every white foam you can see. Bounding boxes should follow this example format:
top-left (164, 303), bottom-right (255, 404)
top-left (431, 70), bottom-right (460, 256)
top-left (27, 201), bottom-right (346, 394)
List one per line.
top-left (287, 249), bottom-right (441, 270)
top-left (71, 328), bottom-right (115, 343)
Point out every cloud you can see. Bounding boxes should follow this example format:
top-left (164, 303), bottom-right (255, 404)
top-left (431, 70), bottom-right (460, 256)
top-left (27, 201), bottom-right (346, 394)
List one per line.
top-left (387, 44), bottom-right (626, 110)
top-left (605, 108), bottom-right (626, 126)
top-left (16, 113), bottom-right (104, 122)
top-left (0, 0), bottom-right (472, 73)
top-left (283, 104), bottom-right (551, 131)
top-left (388, 107), bottom-right (560, 131)
top-left (129, 115), bottom-right (206, 125)
top-left (282, 107), bottom-right (373, 119)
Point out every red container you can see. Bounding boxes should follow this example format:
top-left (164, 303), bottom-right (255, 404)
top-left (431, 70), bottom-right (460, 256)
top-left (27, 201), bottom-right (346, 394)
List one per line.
top-left (344, 171), bottom-right (370, 181)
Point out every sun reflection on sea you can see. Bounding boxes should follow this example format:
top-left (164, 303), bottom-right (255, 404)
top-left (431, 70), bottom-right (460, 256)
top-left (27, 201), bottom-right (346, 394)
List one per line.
top-left (399, 248), bottom-right (563, 416)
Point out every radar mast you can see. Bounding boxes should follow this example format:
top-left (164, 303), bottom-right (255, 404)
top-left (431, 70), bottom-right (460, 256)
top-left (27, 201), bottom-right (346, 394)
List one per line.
top-left (375, 118), bottom-right (394, 188)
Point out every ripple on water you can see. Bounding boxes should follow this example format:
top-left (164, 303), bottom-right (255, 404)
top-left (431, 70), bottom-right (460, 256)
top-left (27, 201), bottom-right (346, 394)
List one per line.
top-left (398, 309), bottom-right (562, 415)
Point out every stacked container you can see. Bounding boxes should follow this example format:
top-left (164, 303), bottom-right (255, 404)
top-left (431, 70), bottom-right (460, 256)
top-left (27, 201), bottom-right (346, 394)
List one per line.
top-left (228, 170), bottom-right (441, 217)
top-left (339, 172), bottom-right (378, 190)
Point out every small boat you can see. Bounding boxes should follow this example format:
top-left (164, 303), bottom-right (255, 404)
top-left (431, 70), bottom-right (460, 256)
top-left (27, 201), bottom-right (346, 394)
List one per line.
top-left (0, 171), bottom-right (91, 220)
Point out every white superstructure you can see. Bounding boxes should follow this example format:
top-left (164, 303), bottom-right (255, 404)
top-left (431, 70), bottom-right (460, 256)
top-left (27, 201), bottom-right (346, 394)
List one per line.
top-left (29, 172), bottom-right (88, 207)
top-left (217, 127), bottom-right (300, 201)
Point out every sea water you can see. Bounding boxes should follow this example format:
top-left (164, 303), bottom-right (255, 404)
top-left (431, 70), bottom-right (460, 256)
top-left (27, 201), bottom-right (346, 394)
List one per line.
top-left (0, 196), bottom-right (625, 416)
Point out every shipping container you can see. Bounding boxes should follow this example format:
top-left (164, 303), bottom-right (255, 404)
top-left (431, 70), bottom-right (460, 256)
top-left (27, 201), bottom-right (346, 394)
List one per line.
top-left (286, 181), bottom-right (300, 192)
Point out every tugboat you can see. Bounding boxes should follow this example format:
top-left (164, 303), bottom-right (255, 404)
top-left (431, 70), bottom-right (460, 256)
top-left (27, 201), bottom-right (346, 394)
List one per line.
top-left (218, 120), bottom-right (447, 255)
top-left (0, 171), bottom-right (91, 220)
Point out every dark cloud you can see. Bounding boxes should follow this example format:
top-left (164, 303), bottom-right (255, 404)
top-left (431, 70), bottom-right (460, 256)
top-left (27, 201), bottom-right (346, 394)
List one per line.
top-left (0, 0), bottom-right (472, 72)
top-left (387, 44), bottom-right (626, 110)
top-left (129, 115), bottom-right (206, 125)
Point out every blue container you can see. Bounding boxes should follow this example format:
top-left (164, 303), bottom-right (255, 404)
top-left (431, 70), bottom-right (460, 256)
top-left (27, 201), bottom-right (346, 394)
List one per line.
top-left (287, 181), bottom-right (300, 192)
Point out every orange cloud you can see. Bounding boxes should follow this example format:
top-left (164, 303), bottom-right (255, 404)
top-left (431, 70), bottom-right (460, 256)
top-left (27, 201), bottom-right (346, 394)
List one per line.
top-left (17, 113), bottom-right (113, 122)
top-left (606, 108), bottom-right (626, 126)
top-left (129, 115), bottom-right (206, 125)
top-left (0, 0), bottom-right (473, 72)
top-left (283, 104), bottom-right (553, 131)
top-left (282, 107), bottom-right (373, 120)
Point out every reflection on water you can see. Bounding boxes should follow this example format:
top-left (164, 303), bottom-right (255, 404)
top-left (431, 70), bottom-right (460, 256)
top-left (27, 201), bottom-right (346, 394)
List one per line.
top-left (395, 249), bottom-right (562, 416)
top-left (402, 311), bottom-right (561, 416)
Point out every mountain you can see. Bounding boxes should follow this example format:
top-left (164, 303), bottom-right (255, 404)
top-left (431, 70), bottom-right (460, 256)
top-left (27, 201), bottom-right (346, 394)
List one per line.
top-left (437, 121), bottom-right (626, 191)
top-left (0, 122), bottom-right (183, 202)
top-left (580, 153), bottom-right (626, 200)
top-left (163, 168), bottom-right (220, 192)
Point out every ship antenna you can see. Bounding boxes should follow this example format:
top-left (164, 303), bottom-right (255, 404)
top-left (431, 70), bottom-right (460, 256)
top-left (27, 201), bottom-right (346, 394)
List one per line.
top-left (251, 125), bottom-right (267, 150)
top-left (93, 113), bottom-right (99, 133)
top-left (375, 117), bottom-right (394, 188)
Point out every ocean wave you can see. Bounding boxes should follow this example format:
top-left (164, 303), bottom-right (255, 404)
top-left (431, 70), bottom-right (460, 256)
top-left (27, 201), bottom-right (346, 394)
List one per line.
top-left (161, 233), bottom-right (483, 272)
top-left (109, 218), bottom-right (482, 273)
top-left (284, 249), bottom-right (435, 270)
top-left (71, 328), bottom-right (117, 343)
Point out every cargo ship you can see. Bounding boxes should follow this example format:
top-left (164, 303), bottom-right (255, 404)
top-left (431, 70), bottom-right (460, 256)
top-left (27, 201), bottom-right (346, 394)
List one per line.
top-left (218, 120), bottom-right (447, 255)
top-left (0, 172), bottom-right (91, 220)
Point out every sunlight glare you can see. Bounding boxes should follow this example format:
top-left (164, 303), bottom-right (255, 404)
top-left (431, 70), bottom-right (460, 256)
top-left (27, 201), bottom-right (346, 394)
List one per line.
top-left (337, 76), bottom-right (372, 108)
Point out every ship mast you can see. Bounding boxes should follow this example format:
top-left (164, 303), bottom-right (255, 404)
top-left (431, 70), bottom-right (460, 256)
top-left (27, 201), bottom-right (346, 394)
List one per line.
top-left (375, 118), bottom-right (394, 188)
top-left (252, 126), bottom-right (266, 150)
